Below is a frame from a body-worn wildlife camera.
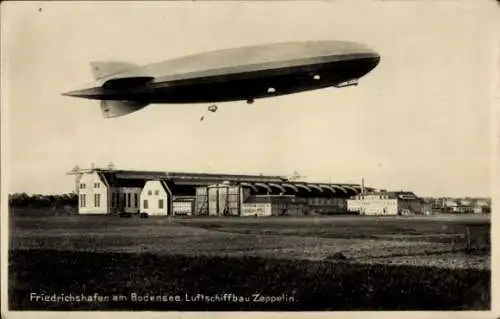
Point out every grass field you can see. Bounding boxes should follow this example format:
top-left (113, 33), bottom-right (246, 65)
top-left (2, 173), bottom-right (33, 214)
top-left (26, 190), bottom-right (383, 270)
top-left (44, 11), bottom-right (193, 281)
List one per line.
top-left (8, 209), bottom-right (491, 310)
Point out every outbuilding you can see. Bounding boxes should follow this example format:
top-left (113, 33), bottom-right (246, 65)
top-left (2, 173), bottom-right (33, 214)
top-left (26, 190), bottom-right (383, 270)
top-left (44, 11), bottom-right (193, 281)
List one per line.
top-left (140, 180), bottom-right (172, 216)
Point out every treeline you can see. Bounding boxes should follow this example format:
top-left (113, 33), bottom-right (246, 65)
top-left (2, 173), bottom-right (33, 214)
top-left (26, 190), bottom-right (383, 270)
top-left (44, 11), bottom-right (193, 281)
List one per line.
top-left (9, 193), bottom-right (78, 208)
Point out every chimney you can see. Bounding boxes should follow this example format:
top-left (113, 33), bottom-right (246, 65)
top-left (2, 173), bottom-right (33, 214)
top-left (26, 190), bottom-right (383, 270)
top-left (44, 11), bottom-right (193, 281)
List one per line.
top-left (361, 177), bottom-right (365, 194)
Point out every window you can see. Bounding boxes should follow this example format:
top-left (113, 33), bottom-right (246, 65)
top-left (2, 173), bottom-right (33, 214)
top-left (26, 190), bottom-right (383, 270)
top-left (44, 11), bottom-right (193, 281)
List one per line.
top-left (80, 194), bottom-right (86, 207)
top-left (148, 190), bottom-right (152, 196)
top-left (143, 200), bottom-right (148, 209)
top-left (159, 199), bottom-right (164, 209)
top-left (134, 193), bottom-right (138, 208)
top-left (80, 183), bottom-right (86, 189)
top-left (94, 194), bottom-right (101, 207)
top-left (94, 182), bottom-right (100, 188)
top-left (127, 193), bottom-right (131, 208)
top-left (155, 190), bottom-right (159, 196)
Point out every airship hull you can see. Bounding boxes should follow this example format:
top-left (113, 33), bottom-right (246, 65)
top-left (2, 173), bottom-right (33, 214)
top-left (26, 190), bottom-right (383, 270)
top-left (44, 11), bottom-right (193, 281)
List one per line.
top-left (63, 41), bottom-right (381, 117)
top-left (147, 54), bottom-right (379, 103)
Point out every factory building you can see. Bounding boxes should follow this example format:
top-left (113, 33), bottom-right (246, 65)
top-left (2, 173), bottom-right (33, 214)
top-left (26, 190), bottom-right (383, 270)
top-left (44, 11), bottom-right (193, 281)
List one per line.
top-left (69, 167), bottom-right (370, 216)
top-left (347, 191), bottom-right (425, 216)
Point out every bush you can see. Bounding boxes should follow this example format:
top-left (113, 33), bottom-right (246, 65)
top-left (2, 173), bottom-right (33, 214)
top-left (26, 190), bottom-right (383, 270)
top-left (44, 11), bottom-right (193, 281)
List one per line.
top-left (326, 252), bottom-right (348, 261)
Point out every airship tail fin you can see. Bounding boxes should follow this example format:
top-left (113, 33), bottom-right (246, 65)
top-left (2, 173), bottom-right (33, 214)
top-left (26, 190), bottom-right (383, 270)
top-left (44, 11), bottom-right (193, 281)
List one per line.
top-left (100, 100), bottom-right (149, 119)
top-left (90, 61), bottom-right (138, 80)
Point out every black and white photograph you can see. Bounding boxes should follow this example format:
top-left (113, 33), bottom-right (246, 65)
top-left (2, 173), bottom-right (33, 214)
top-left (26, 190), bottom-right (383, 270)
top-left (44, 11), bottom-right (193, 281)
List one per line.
top-left (1, 0), bottom-right (498, 316)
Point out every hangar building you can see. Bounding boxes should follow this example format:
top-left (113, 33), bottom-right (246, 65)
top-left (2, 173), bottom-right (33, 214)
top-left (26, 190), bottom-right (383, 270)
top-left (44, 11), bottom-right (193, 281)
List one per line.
top-left (71, 168), bottom-right (372, 216)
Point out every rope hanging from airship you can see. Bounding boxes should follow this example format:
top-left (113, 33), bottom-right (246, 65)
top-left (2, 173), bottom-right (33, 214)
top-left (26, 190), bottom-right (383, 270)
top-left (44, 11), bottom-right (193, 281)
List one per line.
top-left (200, 104), bottom-right (218, 121)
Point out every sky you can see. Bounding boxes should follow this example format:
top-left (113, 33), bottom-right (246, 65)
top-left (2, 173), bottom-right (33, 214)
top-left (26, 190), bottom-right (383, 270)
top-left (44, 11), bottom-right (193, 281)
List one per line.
top-left (2, 1), bottom-right (498, 197)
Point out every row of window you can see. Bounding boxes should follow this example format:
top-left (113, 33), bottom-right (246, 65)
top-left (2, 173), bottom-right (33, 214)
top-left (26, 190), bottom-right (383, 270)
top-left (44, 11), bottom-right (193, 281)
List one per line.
top-left (79, 193), bottom-right (139, 208)
top-left (111, 193), bottom-right (139, 208)
top-left (79, 193), bottom-right (172, 209)
top-left (147, 190), bottom-right (160, 196)
top-left (355, 195), bottom-right (393, 200)
top-left (245, 203), bottom-right (268, 208)
top-left (308, 198), bottom-right (342, 205)
top-left (143, 199), bottom-right (163, 209)
top-left (356, 201), bottom-right (396, 206)
top-left (79, 183), bottom-right (100, 189)
top-left (79, 194), bottom-right (101, 208)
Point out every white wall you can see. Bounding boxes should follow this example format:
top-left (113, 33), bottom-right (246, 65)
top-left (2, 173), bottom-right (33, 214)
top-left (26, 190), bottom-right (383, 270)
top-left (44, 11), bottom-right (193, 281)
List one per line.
top-left (173, 201), bottom-right (193, 215)
top-left (78, 172), bottom-right (108, 214)
top-left (241, 203), bottom-right (271, 216)
top-left (347, 199), bottom-right (362, 213)
top-left (347, 198), bottom-right (398, 215)
top-left (140, 181), bottom-right (170, 216)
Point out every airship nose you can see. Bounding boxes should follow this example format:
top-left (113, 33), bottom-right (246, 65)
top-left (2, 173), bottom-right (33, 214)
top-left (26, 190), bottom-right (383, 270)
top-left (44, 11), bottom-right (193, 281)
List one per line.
top-left (357, 44), bottom-right (380, 66)
top-left (365, 53), bottom-right (381, 76)
top-left (360, 45), bottom-right (381, 71)
top-left (372, 52), bottom-right (381, 67)
top-left (351, 49), bottom-right (381, 80)
top-left (338, 41), bottom-right (380, 71)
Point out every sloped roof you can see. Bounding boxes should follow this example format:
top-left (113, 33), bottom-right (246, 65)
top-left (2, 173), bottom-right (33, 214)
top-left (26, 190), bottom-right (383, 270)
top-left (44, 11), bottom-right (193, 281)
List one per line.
top-left (98, 172), bottom-right (146, 188)
top-left (244, 195), bottom-right (308, 204)
top-left (89, 169), bottom-right (364, 198)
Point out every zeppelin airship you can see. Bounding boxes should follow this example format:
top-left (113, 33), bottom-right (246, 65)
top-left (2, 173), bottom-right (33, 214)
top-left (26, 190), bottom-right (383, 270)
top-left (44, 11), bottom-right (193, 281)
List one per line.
top-left (62, 40), bottom-right (380, 118)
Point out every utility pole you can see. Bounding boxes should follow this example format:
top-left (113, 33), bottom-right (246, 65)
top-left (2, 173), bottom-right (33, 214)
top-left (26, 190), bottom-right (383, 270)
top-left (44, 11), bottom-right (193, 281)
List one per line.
top-left (66, 165), bottom-right (82, 194)
top-left (107, 161), bottom-right (115, 170)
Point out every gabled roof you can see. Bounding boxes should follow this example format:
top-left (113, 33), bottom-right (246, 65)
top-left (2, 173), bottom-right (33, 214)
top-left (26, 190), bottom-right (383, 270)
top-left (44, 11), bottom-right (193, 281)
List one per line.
top-left (96, 172), bottom-right (110, 188)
